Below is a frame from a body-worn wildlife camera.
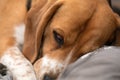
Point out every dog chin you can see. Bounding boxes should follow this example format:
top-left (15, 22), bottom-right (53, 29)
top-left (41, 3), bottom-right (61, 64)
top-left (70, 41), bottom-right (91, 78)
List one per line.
top-left (34, 55), bottom-right (64, 80)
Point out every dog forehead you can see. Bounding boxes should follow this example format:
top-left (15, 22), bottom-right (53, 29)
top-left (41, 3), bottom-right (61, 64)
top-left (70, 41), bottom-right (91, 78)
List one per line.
top-left (48, 0), bottom-right (95, 34)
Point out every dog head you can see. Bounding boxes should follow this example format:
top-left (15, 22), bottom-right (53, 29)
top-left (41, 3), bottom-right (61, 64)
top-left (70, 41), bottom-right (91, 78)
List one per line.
top-left (23, 0), bottom-right (120, 80)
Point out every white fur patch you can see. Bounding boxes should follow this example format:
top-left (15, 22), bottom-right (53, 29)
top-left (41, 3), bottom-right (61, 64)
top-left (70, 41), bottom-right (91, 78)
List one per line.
top-left (35, 56), bottom-right (64, 80)
top-left (0, 47), bottom-right (37, 80)
top-left (14, 23), bottom-right (25, 49)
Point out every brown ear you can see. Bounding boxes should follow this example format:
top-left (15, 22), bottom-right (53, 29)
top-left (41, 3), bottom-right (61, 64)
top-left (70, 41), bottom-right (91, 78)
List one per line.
top-left (23, 0), bottom-right (63, 63)
top-left (70, 3), bottom-right (118, 62)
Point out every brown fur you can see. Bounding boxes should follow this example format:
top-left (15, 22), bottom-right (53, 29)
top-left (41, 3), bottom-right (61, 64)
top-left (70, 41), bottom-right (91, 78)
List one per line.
top-left (24, 0), bottom-right (120, 63)
top-left (23, 0), bottom-right (120, 79)
top-left (0, 0), bottom-right (27, 57)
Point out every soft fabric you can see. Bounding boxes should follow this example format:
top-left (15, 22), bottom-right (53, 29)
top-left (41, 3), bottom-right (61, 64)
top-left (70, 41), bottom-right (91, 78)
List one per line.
top-left (58, 46), bottom-right (120, 80)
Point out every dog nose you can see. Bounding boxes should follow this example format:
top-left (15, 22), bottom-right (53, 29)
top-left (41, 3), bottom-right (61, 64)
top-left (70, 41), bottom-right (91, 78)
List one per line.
top-left (43, 74), bottom-right (55, 80)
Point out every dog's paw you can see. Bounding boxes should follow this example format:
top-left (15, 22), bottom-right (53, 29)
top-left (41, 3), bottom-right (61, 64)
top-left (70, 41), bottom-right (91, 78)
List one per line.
top-left (0, 63), bottom-right (7, 76)
top-left (0, 63), bottom-right (13, 80)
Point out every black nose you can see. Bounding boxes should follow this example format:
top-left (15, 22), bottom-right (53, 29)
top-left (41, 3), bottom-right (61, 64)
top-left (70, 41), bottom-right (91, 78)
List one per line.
top-left (44, 74), bottom-right (55, 80)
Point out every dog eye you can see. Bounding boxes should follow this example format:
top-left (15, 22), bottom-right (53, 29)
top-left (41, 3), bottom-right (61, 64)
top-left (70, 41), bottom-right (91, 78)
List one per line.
top-left (53, 30), bottom-right (64, 46)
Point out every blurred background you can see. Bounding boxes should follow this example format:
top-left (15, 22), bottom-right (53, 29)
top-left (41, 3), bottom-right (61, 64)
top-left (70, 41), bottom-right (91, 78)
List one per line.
top-left (112, 0), bottom-right (120, 8)
top-left (112, 0), bottom-right (120, 15)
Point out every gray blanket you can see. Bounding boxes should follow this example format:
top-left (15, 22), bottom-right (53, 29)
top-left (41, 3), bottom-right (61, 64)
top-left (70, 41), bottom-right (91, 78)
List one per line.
top-left (58, 46), bottom-right (120, 80)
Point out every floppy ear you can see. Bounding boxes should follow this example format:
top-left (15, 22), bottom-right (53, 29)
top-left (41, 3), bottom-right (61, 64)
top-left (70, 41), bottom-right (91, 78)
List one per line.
top-left (70, 4), bottom-right (119, 62)
top-left (23, 0), bottom-right (63, 63)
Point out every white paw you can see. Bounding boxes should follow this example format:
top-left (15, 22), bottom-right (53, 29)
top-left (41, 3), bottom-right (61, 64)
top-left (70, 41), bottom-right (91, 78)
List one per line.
top-left (0, 63), bottom-right (13, 80)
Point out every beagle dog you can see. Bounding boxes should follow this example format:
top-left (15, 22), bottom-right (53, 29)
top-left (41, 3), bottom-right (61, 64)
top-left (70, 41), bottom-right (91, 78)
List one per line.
top-left (23, 0), bottom-right (120, 80)
top-left (0, 0), bottom-right (36, 80)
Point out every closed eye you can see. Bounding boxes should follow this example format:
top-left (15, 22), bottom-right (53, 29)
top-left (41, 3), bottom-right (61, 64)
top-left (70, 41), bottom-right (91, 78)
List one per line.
top-left (53, 30), bottom-right (64, 47)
